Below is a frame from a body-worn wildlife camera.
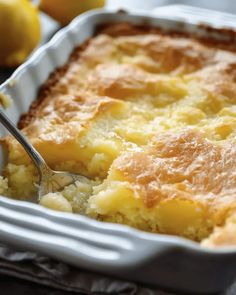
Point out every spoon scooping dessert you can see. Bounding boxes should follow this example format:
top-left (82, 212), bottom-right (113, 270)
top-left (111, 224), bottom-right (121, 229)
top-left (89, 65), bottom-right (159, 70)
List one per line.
top-left (0, 108), bottom-right (89, 199)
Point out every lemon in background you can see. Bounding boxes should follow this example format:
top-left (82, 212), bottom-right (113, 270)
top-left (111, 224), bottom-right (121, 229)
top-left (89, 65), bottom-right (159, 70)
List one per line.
top-left (40, 0), bottom-right (105, 26)
top-left (0, 0), bottom-right (41, 67)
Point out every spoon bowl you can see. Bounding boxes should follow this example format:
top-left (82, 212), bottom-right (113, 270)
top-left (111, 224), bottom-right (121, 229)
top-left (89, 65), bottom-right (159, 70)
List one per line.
top-left (0, 107), bottom-right (90, 199)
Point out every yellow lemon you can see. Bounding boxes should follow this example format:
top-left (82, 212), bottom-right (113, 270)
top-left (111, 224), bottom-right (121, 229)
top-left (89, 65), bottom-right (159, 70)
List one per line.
top-left (40, 0), bottom-right (105, 26)
top-left (0, 0), bottom-right (41, 67)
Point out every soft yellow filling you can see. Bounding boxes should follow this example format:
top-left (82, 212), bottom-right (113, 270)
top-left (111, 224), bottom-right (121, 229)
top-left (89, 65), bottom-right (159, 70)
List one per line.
top-left (1, 31), bottom-right (236, 247)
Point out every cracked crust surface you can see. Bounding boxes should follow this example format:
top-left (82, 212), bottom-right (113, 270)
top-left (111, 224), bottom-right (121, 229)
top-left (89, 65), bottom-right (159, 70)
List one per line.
top-left (2, 23), bottom-right (236, 246)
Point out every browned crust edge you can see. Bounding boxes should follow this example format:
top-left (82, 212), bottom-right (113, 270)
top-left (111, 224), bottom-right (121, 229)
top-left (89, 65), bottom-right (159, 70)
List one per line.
top-left (18, 40), bottom-right (90, 129)
top-left (18, 22), bottom-right (236, 129)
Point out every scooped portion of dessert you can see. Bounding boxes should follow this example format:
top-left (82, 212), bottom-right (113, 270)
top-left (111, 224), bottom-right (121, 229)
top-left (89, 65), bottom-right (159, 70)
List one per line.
top-left (2, 23), bottom-right (236, 248)
top-left (87, 129), bottom-right (236, 245)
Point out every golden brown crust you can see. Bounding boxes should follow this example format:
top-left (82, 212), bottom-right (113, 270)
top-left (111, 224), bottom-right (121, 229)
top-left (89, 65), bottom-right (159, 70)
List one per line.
top-left (97, 22), bottom-right (236, 51)
top-left (5, 22), bottom-right (236, 246)
top-left (18, 22), bottom-right (236, 129)
top-left (18, 41), bottom-right (90, 129)
top-left (114, 130), bottom-right (236, 211)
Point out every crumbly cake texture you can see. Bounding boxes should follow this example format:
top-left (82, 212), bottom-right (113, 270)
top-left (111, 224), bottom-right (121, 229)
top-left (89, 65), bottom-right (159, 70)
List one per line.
top-left (2, 23), bottom-right (236, 247)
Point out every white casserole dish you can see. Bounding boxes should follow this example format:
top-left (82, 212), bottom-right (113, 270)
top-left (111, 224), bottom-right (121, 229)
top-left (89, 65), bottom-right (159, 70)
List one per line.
top-left (1, 8), bottom-right (236, 294)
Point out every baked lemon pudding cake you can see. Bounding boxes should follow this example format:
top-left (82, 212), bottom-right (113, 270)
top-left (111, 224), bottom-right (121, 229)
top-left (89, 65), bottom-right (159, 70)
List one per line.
top-left (1, 23), bottom-right (236, 248)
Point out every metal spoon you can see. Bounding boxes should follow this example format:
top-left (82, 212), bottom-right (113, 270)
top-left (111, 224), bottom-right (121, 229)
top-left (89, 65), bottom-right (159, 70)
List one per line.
top-left (0, 108), bottom-right (89, 199)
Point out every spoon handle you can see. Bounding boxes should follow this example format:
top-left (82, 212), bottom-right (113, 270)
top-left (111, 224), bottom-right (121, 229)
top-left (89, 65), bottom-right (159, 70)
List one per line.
top-left (0, 108), bottom-right (47, 177)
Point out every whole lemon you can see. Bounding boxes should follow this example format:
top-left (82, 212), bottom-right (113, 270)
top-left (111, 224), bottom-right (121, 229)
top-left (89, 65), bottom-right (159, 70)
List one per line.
top-left (0, 0), bottom-right (41, 67)
top-left (40, 0), bottom-right (105, 26)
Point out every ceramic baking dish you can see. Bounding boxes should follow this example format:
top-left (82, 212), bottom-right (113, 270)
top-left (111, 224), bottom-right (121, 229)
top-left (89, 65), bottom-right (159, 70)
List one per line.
top-left (1, 8), bottom-right (236, 294)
